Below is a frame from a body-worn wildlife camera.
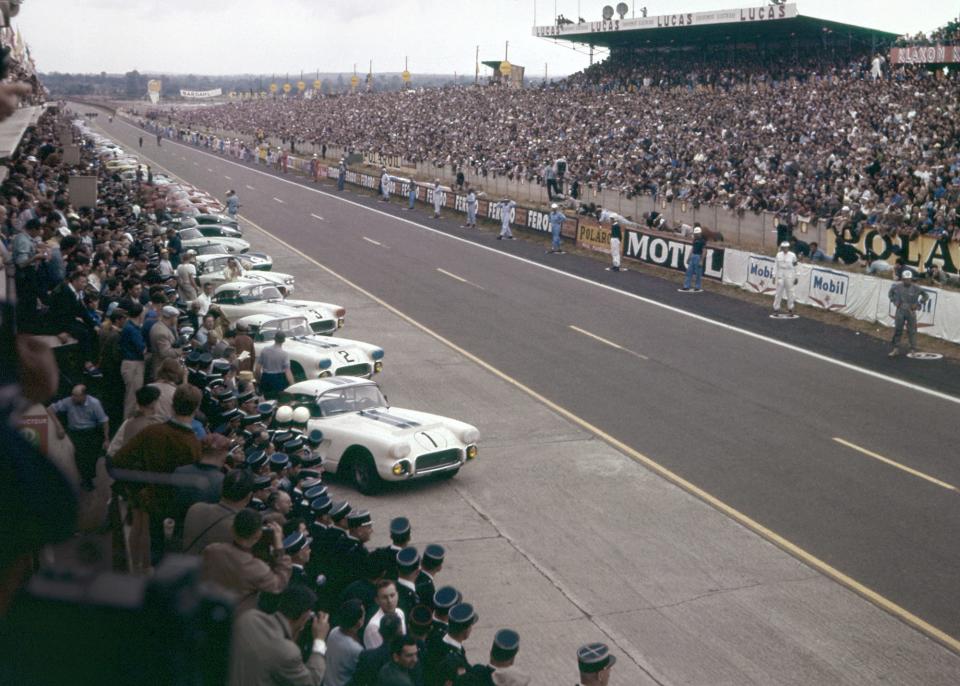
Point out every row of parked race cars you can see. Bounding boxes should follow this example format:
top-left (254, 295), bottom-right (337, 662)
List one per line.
top-left (81, 119), bottom-right (479, 494)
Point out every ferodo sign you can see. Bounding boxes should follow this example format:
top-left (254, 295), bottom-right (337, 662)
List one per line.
top-left (624, 229), bottom-right (724, 279)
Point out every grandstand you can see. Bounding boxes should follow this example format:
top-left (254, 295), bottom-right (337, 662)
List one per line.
top-left (534, 2), bottom-right (898, 52)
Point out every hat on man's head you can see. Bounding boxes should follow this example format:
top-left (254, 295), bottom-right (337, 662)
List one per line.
top-left (780, 241), bottom-right (791, 248)
top-left (902, 270), bottom-right (914, 279)
top-left (577, 643), bottom-right (616, 673)
top-left (347, 509), bottom-right (372, 528)
top-left (491, 629), bottom-right (520, 662)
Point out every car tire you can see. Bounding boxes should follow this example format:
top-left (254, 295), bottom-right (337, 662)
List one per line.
top-left (351, 452), bottom-right (381, 495)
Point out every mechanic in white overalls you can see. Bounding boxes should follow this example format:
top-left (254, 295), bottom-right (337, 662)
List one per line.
top-left (773, 241), bottom-right (798, 315)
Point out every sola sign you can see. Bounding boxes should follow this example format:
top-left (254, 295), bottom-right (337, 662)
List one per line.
top-left (180, 88), bottom-right (223, 99)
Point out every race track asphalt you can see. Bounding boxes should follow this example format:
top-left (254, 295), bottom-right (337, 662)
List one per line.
top-left (93, 113), bottom-right (960, 644)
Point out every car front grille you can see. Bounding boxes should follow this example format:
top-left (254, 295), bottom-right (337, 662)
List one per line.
top-left (415, 449), bottom-right (461, 473)
top-left (310, 319), bottom-right (337, 334)
top-left (336, 363), bottom-right (372, 378)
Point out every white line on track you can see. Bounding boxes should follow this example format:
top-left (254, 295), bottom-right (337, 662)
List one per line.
top-left (311, 213), bottom-right (326, 221)
top-left (207, 167), bottom-right (213, 172)
top-left (362, 236), bottom-right (382, 246)
top-left (569, 325), bottom-right (648, 360)
top-left (273, 197), bottom-right (284, 204)
top-left (109, 118), bottom-right (960, 407)
top-left (437, 268), bottom-right (484, 290)
top-left (192, 161), bottom-right (199, 166)
top-left (833, 437), bottom-right (958, 492)
top-left (224, 175), bottom-right (232, 180)
top-left (245, 184), bottom-right (255, 190)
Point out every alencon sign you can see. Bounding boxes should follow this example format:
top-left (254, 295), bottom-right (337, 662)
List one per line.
top-left (533, 2), bottom-right (796, 37)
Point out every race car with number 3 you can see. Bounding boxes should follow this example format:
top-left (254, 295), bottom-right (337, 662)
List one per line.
top-left (212, 283), bottom-right (344, 334)
top-left (278, 377), bottom-right (479, 494)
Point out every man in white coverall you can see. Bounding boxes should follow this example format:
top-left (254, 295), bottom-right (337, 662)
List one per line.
top-left (773, 240), bottom-right (798, 315)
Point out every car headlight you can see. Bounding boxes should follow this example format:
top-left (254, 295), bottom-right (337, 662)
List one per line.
top-left (284, 277), bottom-right (295, 284)
top-left (392, 461), bottom-right (410, 476)
top-left (389, 443), bottom-right (411, 460)
top-left (318, 370), bottom-right (332, 378)
top-left (374, 361), bottom-right (383, 373)
top-left (466, 444), bottom-right (478, 460)
top-left (459, 427), bottom-right (480, 444)
top-left (318, 358), bottom-right (332, 370)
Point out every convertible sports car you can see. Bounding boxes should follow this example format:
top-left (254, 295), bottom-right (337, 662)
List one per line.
top-left (278, 377), bottom-right (479, 494)
top-left (178, 227), bottom-right (250, 254)
top-left (212, 283), bottom-right (344, 333)
top-left (234, 314), bottom-right (382, 380)
top-left (195, 254), bottom-right (295, 292)
top-left (193, 245), bottom-right (273, 271)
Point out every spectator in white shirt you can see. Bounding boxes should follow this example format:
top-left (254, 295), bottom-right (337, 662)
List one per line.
top-left (363, 580), bottom-right (406, 650)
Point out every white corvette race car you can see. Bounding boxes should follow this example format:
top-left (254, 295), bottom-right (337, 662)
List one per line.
top-left (178, 226), bottom-right (250, 254)
top-left (236, 314), bottom-right (383, 381)
top-left (196, 254), bottom-right (296, 293)
top-left (212, 283), bottom-right (345, 335)
top-left (278, 377), bottom-right (479, 493)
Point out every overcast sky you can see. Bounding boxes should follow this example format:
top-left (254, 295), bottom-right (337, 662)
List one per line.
top-left (16, 0), bottom-right (959, 77)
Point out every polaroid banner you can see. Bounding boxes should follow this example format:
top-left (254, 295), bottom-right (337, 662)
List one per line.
top-left (808, 268), bottom-right (850, 311)
top-left (624, 229), bottom-right (725, 280)
top-left (576, 217), bottom-right (613, 256)
top-left (745, 255), bottom-right (776, 294)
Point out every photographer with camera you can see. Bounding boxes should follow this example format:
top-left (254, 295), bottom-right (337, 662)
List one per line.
top-left (202, 509), bottom-right (292, 614)
top-left (230, 584), bottom-right (329, 686)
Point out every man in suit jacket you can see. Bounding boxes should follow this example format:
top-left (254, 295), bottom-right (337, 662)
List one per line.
top-left (183, 469), bottom-right (253, 554)
top-left (148, 306), bottom-right (180, 380)
top-left (351, 614), bottom-right (401, 686)
top-left (229, 583), bottom-right (329, 686)
top-left (202, 509), bottom-right (292, 614)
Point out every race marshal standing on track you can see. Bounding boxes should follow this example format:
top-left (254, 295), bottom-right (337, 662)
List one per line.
top-left (888, 270), bottom-right (929, 357)
top-left (772, 241), bottom-right (798, 316)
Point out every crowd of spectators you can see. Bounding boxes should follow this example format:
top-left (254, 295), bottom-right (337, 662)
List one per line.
top-left (158, 41), bottom-right (960, 245)
top-left (2, 102), bottom-right (619, 684)
top-left (895, 18), bottom-right (960, 46)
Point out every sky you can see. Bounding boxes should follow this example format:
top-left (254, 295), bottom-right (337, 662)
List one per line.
top-left (16, 0), bottom-right (960, 77)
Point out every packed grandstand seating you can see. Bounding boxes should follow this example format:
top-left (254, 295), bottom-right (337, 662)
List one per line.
top-left (160, 43), bottom-right (960, 242)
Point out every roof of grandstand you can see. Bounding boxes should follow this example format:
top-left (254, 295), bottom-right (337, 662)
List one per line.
top-left (533, 2), bottom-right (899, 50)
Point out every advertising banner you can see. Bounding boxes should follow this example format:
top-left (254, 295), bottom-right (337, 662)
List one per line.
top-left (624, 229), bottom-right (725, 280)
top-left (889, 45), bottom-right (960, 64)
top-left (722, 249), bottom-right (960, 344)
top-left (147, 79), bottom-right (161, 104)
top-left (825, 231), bottom-right (960, 275)
top-left (576, 217), bottom-right (613, 255)
top-left (180, 88), bottom-right (223, 99)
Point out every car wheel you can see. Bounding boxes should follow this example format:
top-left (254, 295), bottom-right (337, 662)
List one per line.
top-left (351, 453), bottom-right (381, 495)
top-left (290, 362), bottom-right (307, 382)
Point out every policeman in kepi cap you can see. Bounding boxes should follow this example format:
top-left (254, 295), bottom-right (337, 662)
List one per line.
top-left (375, 516), bottom-right (412, 580)
top-left (424, 601), bottom-right (475, 678)
top-left (577, 642), bottom-right (616, 685)
top-left (488, 629), bottom-right (529, 685)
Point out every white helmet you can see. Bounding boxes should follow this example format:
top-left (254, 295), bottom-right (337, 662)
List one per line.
top-left (274, 405), bottom-right (293, 425)
top-left (292, 406), bottom-right (310, 425)
top-left (551, 203), bottom-right (558, 210)
top-left (693, 227), bottom-right (702, 235)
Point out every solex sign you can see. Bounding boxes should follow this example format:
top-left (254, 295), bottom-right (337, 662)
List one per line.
top-left (808, 268), bottom-right (849, 311)
top-left (625, 229), bottom-right (724, 279)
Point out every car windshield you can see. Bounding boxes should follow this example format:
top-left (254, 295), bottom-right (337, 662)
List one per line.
top-left (316, 385), bottom-right (386, 417)
top-left (180, 228), bottom-right (203, 240)
top-left (241, 285), bottom-right (282, 303)
top-left (261, 317), bottom-right (312, 338)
